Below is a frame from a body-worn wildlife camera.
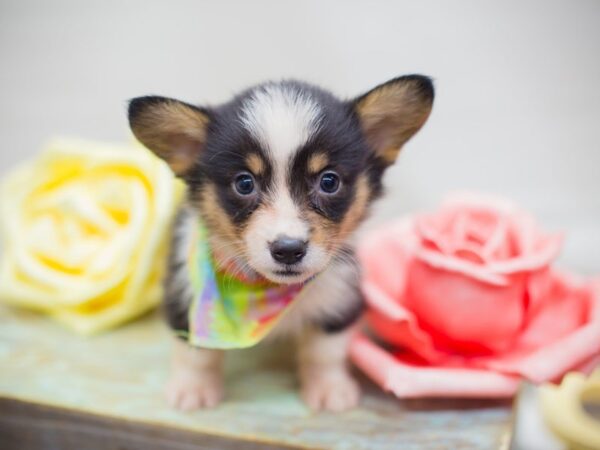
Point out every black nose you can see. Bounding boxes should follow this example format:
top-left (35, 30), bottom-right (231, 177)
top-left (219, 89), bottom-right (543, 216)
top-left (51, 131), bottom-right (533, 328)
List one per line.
top-left (270, 238), bottom-right (307, 265)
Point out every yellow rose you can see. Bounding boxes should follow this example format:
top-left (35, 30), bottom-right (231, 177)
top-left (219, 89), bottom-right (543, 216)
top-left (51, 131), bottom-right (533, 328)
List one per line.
top-left (0, 138), bottom-right (183, 335)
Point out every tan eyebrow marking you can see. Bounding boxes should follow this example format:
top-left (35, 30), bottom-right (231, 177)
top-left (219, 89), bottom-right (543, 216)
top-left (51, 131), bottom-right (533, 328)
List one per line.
top-left (307, 153), bottom-right (329, 173)
top-left (246, 153), bottom-right (265, 175)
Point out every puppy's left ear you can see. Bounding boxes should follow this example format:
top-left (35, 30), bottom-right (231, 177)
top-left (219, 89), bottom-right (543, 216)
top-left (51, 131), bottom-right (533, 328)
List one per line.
top-left (128, 96), bottom-right (210, 176)
top-left (352, 75), bottom-right (434, 166)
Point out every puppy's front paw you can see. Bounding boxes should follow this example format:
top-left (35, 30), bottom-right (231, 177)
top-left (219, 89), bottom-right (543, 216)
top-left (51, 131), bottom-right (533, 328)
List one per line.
top-left (301, 370), bottom-right (360, 412)
top-left (165, 372), bottom-right (223, 411)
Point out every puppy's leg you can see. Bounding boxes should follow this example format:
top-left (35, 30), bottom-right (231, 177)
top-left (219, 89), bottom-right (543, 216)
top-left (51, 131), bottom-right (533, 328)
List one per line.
top-left (298, 327), bottom-right (360, 412)
top-left (165, 339), bottom-right (224, 410)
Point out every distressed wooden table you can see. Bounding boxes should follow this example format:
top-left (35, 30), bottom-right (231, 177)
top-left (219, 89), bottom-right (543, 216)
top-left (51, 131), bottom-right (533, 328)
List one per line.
top-left (0, 306), bottom-right (512, 449)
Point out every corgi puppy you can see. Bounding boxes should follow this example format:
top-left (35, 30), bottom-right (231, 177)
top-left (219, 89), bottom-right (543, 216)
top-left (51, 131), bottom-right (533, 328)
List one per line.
top-left (128, 75), bottom-right (434, 412)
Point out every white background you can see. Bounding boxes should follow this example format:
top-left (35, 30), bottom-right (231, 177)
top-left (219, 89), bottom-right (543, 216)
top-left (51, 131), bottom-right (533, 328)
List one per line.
top-left (1, 0), bottom-right (598, 272)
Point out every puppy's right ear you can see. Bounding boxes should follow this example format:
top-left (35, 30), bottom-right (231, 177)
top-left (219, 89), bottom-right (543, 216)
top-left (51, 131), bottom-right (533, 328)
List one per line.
top-left (128, 96), bottom-right (210, 176)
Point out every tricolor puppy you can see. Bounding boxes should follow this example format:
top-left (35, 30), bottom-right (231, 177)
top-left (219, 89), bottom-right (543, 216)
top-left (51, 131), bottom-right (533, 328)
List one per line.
top-left (128, 75), bottom-right (433, 412)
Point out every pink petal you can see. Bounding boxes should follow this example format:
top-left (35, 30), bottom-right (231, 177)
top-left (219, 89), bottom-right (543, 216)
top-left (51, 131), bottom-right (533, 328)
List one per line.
top-left (416, 248), bottom-right (509, 285)
top-left (416, 212), bottom-right (458, 255)
top-left (350, 334), bottom-right (521, 398)
top-left (518, 270), bottom-right (589, 349)
top-left (486, 233), bottom-right (563, 274)
top-left (404, 259), bottom-right (527, 355)
top-left (479, 277), bottom-right (600, 382)
top-left (480, 215), bottom-right (510, 260)
top-left (508, 211), bottom-right (539, 255)
top-left (365, 302), bottom-right (443, 364)
top-left (452, 244), bottom-right (488, 264)
top-left (362, 281), bottom-right (406, 320)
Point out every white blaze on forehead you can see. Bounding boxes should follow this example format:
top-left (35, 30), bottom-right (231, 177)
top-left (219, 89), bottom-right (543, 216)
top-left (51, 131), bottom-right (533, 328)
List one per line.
top-left (240, 84), bottom-right (322, 168)
top-left (240, 84), bottom-right (320, 245)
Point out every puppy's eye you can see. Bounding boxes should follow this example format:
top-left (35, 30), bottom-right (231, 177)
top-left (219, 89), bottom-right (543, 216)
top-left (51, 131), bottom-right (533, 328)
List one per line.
top-left (233, 172), bottom-right (255, 196)
top-left (318, 171), bottom-right (340, 194)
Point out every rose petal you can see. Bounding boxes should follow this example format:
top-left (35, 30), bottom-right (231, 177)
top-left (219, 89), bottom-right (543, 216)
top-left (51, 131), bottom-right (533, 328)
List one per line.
top-left (452, 245), bottom-right (487, 264)
top-left (486, 232), bottom-right (563, 274)
top-left (508, 210), bottom-right (544, 256)
top-left (416, 248), bottom-right (509, 285)
top-left (417, 206), bottom-right (497, 262)
top-left (350, 334), bottom-right (521, 398)
top-left (362, 281), bottom-right (406, 320)
top-left (480, 215), bottom-right (510, 260)
top-left (366, 307), bottom-right (443, 363)
top-left (478, 277), bottom-right (600, 382)
top-left (405, 259), bottom-right (526, 354)
top-left (518, 270), bottom-right (589, 349)
top-left (0, 139), bottom-right (184, 334)
top-left (416, 214), bottom-right (454, 254)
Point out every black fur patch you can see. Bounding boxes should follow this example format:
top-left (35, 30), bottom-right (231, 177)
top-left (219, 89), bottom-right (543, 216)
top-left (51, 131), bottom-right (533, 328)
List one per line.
top-left (277, 82), bottom-right (374, 223)
top-left (315, 293), bottom-right (365, 333)
top-left (183, 97), bottom-right (278, 227)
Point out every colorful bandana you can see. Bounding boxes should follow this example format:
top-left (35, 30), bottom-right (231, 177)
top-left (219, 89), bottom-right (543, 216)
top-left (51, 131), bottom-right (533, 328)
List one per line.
top-left (182, 223), bottom-right (307, 349)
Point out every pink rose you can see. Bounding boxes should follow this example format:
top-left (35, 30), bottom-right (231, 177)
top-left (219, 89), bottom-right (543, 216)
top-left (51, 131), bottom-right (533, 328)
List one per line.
top-left (351, 193), bottom-right (600, 397)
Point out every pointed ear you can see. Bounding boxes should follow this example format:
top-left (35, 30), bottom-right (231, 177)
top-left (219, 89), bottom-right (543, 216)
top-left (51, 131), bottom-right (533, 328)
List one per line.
top-left (352, 75), bottom-right (434, 166)
top-left (128, 96), bottom-right (210, 176)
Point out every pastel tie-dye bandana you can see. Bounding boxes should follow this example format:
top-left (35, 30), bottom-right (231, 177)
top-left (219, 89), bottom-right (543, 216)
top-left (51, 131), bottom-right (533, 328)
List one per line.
top-left (182, 222), bottom-right (307, 349)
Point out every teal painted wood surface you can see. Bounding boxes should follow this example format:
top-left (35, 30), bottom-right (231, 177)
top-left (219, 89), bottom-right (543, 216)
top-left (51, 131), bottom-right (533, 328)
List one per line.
top-left (0, 306), bottom-right (511, 449)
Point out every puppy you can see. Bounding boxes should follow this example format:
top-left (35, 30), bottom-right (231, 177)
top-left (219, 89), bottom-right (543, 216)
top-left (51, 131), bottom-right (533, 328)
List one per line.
top-left (128, 75), bottom-right (433, 412)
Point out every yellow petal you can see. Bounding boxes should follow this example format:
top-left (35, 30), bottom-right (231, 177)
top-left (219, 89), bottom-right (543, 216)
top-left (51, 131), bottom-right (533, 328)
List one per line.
top-left (0, 138), bottom-right (185, 334)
